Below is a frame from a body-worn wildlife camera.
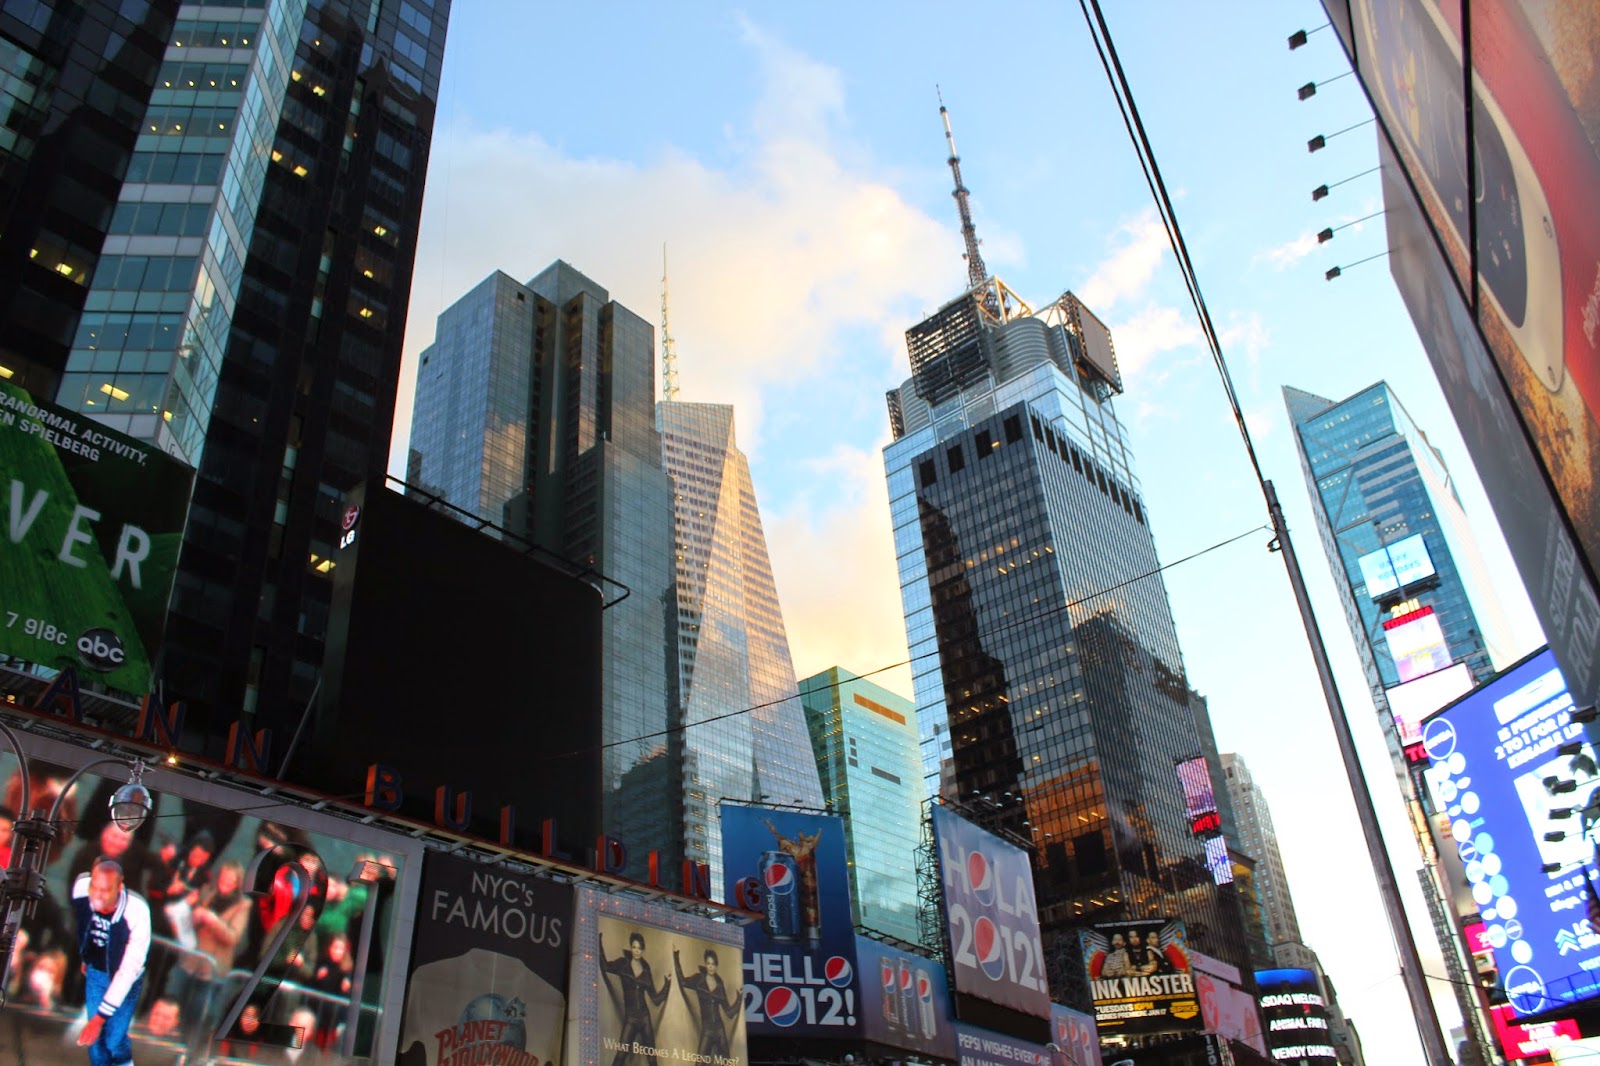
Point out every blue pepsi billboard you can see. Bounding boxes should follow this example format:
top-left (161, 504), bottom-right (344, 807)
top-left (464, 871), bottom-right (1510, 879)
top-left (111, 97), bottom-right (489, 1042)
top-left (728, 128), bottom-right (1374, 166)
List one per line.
top-left (930, 805), bottom-right (1050, 1018)
top-left (720, 806), bottom-right (861, 1038)
top-left (857, 936), bottom-right (956, 1060)
top-left (1420, 647), bottom-right (1600, 1016)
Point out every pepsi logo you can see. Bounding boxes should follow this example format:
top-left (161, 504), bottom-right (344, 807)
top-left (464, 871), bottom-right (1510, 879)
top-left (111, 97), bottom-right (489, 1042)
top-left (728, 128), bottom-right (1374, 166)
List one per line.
top-left (881, 963), bottom-right (896, 988)
top-left (765, 862), bottom-right (795, 895)
top-left (967, 850), bottom-right (996, 906)
top-left (917, 974), bottom-right (932, 1000)
top-left (974, 915), bottom-right (1006, 981)
top-left (825, 956), bottom-right (853, 988)
top-left (899, 964), bottom-right (913, 991)
top-left (765, 987), bottom-right (803, 1027)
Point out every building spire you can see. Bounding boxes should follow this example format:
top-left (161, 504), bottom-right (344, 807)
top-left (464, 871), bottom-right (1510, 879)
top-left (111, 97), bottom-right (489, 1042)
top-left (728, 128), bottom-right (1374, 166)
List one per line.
top-left (938, 87), bottom-right (989, 295)
top-left (661, 242), bottom-right (679, 402)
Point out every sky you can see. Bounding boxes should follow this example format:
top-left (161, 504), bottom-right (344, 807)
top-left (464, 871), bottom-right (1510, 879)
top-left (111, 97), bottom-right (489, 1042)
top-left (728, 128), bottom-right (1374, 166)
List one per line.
top-left (384, 3), bottom-right (1549, 1062)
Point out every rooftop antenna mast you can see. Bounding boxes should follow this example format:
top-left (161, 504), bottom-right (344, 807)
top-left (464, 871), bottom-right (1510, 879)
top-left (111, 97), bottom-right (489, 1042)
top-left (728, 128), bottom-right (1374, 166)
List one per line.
top-left (661, 243), bottom-right (679, 401)
top-left (939, 88), bottom-right (991, 301)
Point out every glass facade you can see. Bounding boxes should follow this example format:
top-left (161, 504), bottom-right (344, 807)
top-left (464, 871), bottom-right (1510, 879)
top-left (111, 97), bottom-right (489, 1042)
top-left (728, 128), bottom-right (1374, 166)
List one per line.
top-left (883, 297), bottom-right (1253, 1003)
top-left (409, 262), bottom-right (681, 880)
top-left (1220, 753), bottom-right (1300, 953)
top-left (799, 666), bottom-right (923, 945)
top-left (658, 401), bottom-right (823, 885)
top-left (0, 0), bottom-right (180, 392)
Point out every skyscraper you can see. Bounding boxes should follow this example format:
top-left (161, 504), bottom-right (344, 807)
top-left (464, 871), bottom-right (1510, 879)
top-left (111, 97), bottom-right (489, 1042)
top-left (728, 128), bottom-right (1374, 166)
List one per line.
top-left (657, 400), bottom-right (822, 883)
top-left (0, 0), bottom-right (179, 389)
top-left (1286, 380), bottom-right (1520, 1066)
top-left (409, 263), bottom-right (679, 875)
top-left (884, 280), bottom-right (1253, 992)
top-left (25, 0), bottom-right (452, 757)
top-left (799, 666), bottom-right (922, 945)
top-left (1220, 753), bottom-right (1301, 953)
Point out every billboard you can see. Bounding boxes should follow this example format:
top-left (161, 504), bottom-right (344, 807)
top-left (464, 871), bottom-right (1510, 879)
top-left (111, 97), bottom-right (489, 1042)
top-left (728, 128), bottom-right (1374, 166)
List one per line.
top-left (1195, 971), bottom-right (1265, 1056)
top-left (1049, 1003), bottom-right (1103, 1066)
top-left (719, 806), bottom-right (860, 1038)
top-left (397, 853), bottom-right (574, 1066)
top-left (0, 379), bottom-right (193, 693)
top-left (930, 805), bottom-right (1049, 1018)
top-left (1176, 756), bottom-right (1220, 836)
top-left (1353, 0), bottom-right (1600, 707)
top-left (954, 1022), bottom-right (1049, 1066)
top-left (1382, 606), bottom-right (1452, 682)
top-left (0, 730), bottom-right (420, 1064)
top-left (1253, 969), bottom-right (1334, 1063)
top-left (1385, 662), bottom-right (1476, 746)
top-left (1419, 647), bottom-right (1600, 1015)
top-left (1080, 919), bottom-right (1202, 1036)
top-left (560, 892), bottom-right (746, 1066)
top-left (1203, 837), bottom-right (1234, 886)
top-left (857, 936), bottom-right (955, 1060)
top-left (1489, 1002), bottom-right (1583, 1061)
top-left (1356, 534), bottom-right (1436, 598)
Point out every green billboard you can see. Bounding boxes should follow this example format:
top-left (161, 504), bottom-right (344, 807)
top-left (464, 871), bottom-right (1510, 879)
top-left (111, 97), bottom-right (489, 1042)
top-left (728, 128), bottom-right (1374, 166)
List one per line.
top-left (0, 380), bottom-right (193, 694)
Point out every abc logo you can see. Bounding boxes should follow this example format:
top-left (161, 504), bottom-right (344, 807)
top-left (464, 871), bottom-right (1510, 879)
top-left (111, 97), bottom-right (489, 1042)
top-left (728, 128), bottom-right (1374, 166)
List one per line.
top-left (966, 850), bottom-right (996, 906)
top-left (825, 956), bottom-right (852, 988)
top-left (765, 862), bottom-right (795, 895)
top-left (764, 987), bottom-right (802, 1027)
top-left (76, 629), bottom-right (126, 672)
top-left (974, 915), bottom-right (1006, 981)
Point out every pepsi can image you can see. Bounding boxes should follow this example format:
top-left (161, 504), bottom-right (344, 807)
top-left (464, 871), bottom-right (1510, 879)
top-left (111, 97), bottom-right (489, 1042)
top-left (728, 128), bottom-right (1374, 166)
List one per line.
top-left (916, 967), bottom-right (936, 1039)
top-left (898, 960), bottom-right (916, 1036)
top-left (880, 955), bottom-right (901, 1034)
top-left (760, 850), bottom-right (801, 941)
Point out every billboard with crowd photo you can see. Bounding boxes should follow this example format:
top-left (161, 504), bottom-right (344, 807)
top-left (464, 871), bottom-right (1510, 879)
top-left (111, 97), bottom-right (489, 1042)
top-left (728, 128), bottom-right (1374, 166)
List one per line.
top-left (563, 887), bottom-right (747, 1066)
top-left (398, 852), bottom-right (575, 1066)
top-left (0, 731), bottom-right (420, 1065)
top-left (1079, 919), bottom-right (1202, 1037)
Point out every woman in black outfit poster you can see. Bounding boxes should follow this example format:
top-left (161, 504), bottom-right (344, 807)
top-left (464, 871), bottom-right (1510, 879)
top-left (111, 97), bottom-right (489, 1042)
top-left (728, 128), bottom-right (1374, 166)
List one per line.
top-left (674, 945), bottom-right (741, 1059)
top-left (600, 930), bottom-right (671, 1066)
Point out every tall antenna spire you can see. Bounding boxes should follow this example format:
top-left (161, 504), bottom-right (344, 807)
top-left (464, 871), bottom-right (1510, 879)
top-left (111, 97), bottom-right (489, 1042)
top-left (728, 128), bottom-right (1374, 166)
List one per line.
top-left (661, 242), bottom-right (679, 402)
top-left (938, 87), bottom-right (989, 295)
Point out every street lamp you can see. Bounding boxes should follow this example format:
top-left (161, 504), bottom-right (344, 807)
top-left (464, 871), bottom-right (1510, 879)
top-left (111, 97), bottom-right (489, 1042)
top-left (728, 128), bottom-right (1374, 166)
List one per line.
top-left (0, 719), bottom-right (152, 1007)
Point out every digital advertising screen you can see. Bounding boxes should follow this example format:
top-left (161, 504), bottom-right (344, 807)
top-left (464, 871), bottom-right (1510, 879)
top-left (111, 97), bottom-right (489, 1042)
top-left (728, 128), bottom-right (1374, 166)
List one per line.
top-left (1175, 757), bottom-right (1219, 836)
top-left (398, 853), bottom-right (574, 1066)
top-left (1382, 607), bottom-right (1452, 683)
top-left (1049, 1003), bottom-right (1103, 1066)
top-left (1419, 648), bottom-right (1600, 1015)
top-left (1203, 837), bottom-right (1234, 886)
top-left (930, 805), bottom-right (1050, 1019)
top-left (1386, 662), bottom-right (1476, 746)
top-left (0, 379), bottom-right (193, 694)
top-left (954, 1021), bottom-right (1049, 1066)
top-left (1254, 969), bottom-right (1335, 1062)
top-left (0, 731), bottom-right (420, 1065)
top-left (719, 806), bottom-right (860, 1039)
top-left (1490, 1002), bottom-right (1583, 1061)
top-left (1195, 971), bottom-right (1265, 1055)
top-left (856, 936), bottom-right (955, 1060)
top-left (1357, 534), bottom-right (1436, 598)
top-left (1079, 919), bottom-right (1201, 1037)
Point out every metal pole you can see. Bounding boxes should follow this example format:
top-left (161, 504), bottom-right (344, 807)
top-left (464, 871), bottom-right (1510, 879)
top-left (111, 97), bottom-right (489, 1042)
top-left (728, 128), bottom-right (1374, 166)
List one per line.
top-left (1264, 480), bottom-right (1452, 1066)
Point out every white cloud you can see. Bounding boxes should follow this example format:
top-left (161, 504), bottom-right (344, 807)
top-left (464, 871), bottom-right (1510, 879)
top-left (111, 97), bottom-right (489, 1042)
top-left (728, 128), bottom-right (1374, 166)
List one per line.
top-left (1255, 230), bottom-right (1321, 270)
top-left (1077, 211), bottom-right (1170, 312)
top-left (1107, 302), bottom-right (1204, 379)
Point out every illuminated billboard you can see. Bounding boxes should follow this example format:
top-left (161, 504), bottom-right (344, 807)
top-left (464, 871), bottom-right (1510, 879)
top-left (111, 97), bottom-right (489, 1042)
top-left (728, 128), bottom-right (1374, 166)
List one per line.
top-left (720, 806), bottom-right (861, 1039)
top-left (1490, 1002), bottom-right (1583, 1061)
top-left (1203, 837), bottom-right (1234, 886)
top-left (857, 936), bottom-right (955, 1060)
top-left (1385, 662), bottom-right (1476, 745)
top-left (931, 805), bottom-right (1049, 1018)
top-left (0, 379), bottom-right (193, 694)
top-left (1356, 534), bottom-right (1436, 598)
top-left (0, 731), bottom-right (419, 1064)
top-left (1254, 968), bottom-right (1335, 1062)
top-left (1382, 606), bottom-right (1452, 682)
top-left (1419, 648), bottom-right (1600, 1016)
top-left (1175, 756), bottom-right (1220, 836)
top-left (565, 887), bottom-right (747, 1066)
top-left (397, 853), bottom-right (574, 1066)
top-left (1079, 918), bottom-right (1201, 1036)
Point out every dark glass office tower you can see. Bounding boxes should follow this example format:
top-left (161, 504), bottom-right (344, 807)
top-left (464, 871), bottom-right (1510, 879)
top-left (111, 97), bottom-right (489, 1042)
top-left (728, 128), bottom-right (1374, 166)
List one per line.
top-left (884, 287), bottom-right (1252, 1002)
top-left (0, 0), bottom-right (179, 389)
top-left (410, 263), bottom-right (680, 876)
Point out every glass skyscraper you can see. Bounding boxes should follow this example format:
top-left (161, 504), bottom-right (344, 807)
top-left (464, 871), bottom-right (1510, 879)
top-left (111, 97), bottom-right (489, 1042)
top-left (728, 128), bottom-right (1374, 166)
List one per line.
top-left (657, 400), bottom-right (822, 884)
top-left (410, 262), bottom-right (679, 877)
top-left (884, 284), bottom-right (1252, 998)
top-left (4, 0), bottom-right (452, 755)
top-left (799, 666), bottom-right (922, 945)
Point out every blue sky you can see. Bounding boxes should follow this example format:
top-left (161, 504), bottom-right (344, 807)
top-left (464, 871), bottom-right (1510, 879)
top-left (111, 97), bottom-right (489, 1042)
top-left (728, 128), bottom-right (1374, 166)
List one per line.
top-left (387, 3), bottom-right (1548, 1060)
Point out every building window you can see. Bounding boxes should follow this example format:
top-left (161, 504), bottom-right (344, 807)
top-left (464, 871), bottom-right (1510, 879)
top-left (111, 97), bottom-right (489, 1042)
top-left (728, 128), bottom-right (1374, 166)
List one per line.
top-left (1004, 415), bottom-right (1022, 443)
top-left (918, 460), bottom-right (936, 488)
top-left (947, 444), bottom-right (965, 473)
